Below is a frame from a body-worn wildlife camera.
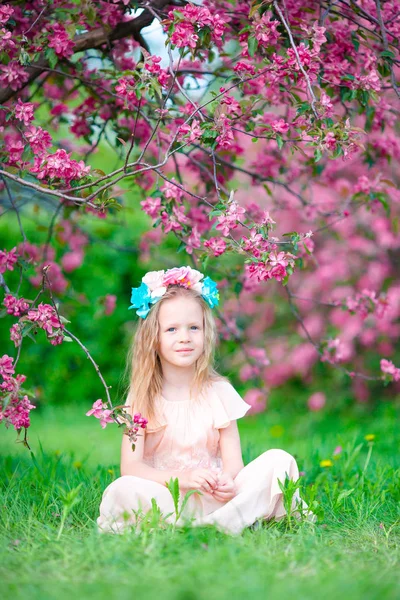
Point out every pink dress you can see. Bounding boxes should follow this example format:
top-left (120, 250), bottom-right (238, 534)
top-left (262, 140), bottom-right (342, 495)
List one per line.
top-left (97, 380), bottom-right (308, 535)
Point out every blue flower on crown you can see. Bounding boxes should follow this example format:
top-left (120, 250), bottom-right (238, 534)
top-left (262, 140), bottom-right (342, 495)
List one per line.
top-left (128, 282), bottom-right (154, 319)
top-left (201, 276), bottom-right (219, 308)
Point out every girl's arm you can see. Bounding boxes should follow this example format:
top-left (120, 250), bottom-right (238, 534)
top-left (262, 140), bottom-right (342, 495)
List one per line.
top-left (218, 420), bottom-right (244, 479)
top-left (120, 430), bottom-right (179, 485)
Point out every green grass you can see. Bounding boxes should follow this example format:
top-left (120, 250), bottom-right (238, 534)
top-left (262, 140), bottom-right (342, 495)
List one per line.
top-left (1, 401), bottom-right (399, 600)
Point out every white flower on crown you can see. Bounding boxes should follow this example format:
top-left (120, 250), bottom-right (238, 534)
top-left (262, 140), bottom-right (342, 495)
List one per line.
top-left (142, 270), bottom-right (167, 299)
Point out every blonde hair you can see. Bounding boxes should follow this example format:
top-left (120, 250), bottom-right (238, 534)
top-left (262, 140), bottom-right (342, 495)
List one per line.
top-left (124, 285), bottom-right (226, 426)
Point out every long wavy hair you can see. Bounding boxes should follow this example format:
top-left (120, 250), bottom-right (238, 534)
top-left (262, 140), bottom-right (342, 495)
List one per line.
top-left (124, 285), bottom-right (226, 426)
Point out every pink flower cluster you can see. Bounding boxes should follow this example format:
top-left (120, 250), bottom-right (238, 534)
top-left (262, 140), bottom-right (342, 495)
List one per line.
top-left (14, 98), bottom-right (35, 126)
top-left (246, 251), bottom-right (296, 283)
top-left (26, 303), bottom-right (65, 345)
top-left (140, 196), bottom-right (162, 219)
top-left (168, 4), bottom-right (226, 50)
top-left (86, 399), bottom-right (114, 429)
top-left (3, 294), bottom-right (30, 317)
top-left (380, 359), bottom-right (400, 382)
top-left (0, 247), bottom-right (18, 274)
top-left (215, 114), bottom-right (234, 149)
top-left (31, 149), bottom-right (90, 185)
top-left (47, 24), bottom-right (75, 59)
top-left (178, 119), bottom-right (202, 144)
top-left (321, 338), bottom-right (345, 365)
top-left (216, 201), bottom-right (246, 236)
top-left (143, 55), bottom-right (169, 87)
top-left (115, 76), bottom-right (138, 108)
top-left (132, 412), bottom-right (148, 429)
top-left (0, 355), bottom-right (35, 431)
top-left (252, 11), bottom-right (280, 46)
top-left (204, 237), bottom-right (227, 257)
top-left (345, 289), bottom-right (389, 320)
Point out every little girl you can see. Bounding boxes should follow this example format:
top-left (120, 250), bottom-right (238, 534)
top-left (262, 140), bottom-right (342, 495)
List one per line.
top-left (97, 265), bottom-right (310, 535)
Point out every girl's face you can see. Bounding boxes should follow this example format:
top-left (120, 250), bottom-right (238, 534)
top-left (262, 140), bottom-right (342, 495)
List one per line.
top-left (157, 296), bottom-right (205, 370)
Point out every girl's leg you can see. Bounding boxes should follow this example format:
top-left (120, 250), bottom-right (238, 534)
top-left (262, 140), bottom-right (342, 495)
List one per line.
top-left (97, 475), bottom-right (177, 534)
top-left (193, 449), bottom-right (308, 535)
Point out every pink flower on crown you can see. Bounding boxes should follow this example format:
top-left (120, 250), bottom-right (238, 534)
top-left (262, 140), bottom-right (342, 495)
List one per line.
top-left (142, 270), bottom-right (167, 299)
top-left (162, 266), bottom-right (204, 292)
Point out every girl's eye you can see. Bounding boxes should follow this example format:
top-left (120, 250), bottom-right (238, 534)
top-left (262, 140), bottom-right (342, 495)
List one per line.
top-left (167, 327), bottom-right (175, 332)
top-left (191, 326), bottom-right (199, 330)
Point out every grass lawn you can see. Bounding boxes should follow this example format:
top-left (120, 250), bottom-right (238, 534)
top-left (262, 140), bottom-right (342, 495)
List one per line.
top-left (1, 399), bottom-right (399, 600)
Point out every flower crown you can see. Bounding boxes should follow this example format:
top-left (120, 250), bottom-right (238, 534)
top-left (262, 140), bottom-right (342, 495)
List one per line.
top-left (128, 265), bottom-right (219, 319)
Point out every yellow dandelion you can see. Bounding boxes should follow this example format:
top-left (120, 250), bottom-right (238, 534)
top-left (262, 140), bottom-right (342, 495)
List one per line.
top-left (54, 450), bottom-right (61, 456)
top-left (364, 434), bottom-right (376, 442)
top-left (107, 469), bottom-right (115, 476)
top-left (320, 459), bottom-right (333, 468)
top-left (73, 461), bottom-right (82, 469)
top-left (270, 424), bottom-right (284, 438)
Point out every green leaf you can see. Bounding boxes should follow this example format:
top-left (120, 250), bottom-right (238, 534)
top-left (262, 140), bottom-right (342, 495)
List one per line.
top-left (247, 36), bottom-right (258, 57)
top-left (45, 48), bottom-right (58, 69)
top-left (335, 488), bottom-right (355, 506)
top-left (380, 50), bottom-right (395, 61)
top-left (276, 134), bottom-right (283, 149)
top-left (314, 148), bottom-right (322, 163)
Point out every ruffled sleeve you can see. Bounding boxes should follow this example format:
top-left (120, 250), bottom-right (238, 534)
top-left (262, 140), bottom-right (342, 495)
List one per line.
top-left (208, 380), bottom-right (251, 429)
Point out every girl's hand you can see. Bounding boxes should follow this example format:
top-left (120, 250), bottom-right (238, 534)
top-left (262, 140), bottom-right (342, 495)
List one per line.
top-left (212, 472), bottom-right (236, 503)
top-left (178, 468), bottom-right (218, 494)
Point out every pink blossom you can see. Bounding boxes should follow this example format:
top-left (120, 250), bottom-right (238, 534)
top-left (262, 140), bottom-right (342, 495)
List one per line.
top-left (244, 389), bottom-right (267, 415)
top-left (86, 399), bottom-right (104, 418)
top-left (321, 338), bottom-right (345, 364)
top-left (61, 251), bottom-right (84, 272)
top-left (140, 197), bottom-right (162, 219)
top-left (307, 392), bottom-right (326, 411)
top-left (26, 303), bottom-right (64, 339)
top-left (0, 4), bottom-right (13, 25)
top-left (271, 119), bottom-right (289, 134)
top-left (6, 138), bottom-right (25, 164)
top-left (14, 98), bottom-right (35, 126)
top-left (25, 126), bottom-right (52, 155)
top-left (10, 324), bottom-right (22, 347)
top-left (161, 178), bottom-right (182, 202)
top-left (3, 295), bottom-right (30, 317)
top-left (252, 11), bottom-right (280, 45)
top-left (133, 413), bottom-right (148, 428)
top-left (311, 22), bottom-right (327, 53)
top-left (215, 113), bottom-right (234, 149)
top-left (104, 294), bottom-right (117, 316)
top-left (323, 132), bottom-right (337, 151)
top-left (356, 69), bottom-right (381, 92)
top-left (163, 266), bottom-right (204, 292)
top-left (204, 237), bottom-right (227, 257)
top-left (0, 354), bottom-right (15, 378)
top-left (171, 22), bottom-right (199, 49)
top-left (333, 445), bottom-right (342, 456)
top-left (178, 119), bottom-right (202, 144)
top-left (216, 201), bottom-right (246, 236)
top-left (144, 55), bottom-right (162, 74)
top-left (380, 359), bottom-right (400, 382)
top-left (30, 149), bottom-right (90, 184)
top-left (247, 347), bottom-right (270, 366)
top-left (100, 409), bottom-right (114, 429)
top-left (0, 247), bottom-right (18, 274)
top-left (0, 394), bottom-right (36, 431)
top-left (0, 62), bottom-right (29, 91)
top-left (48, 24), bottom-right (75, 58)
top-left (185, 226), bottom-right (201, 255)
